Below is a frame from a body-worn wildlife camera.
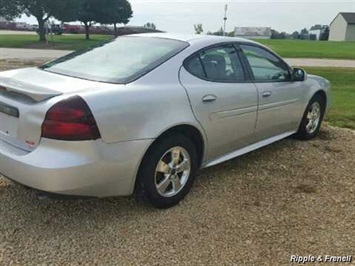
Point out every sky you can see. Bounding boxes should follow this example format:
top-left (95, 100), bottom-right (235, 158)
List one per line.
top-left (18, 0), bottom-right (355, 34)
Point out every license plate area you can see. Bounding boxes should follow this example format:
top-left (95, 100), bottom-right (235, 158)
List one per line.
top-left (0, 102), bottom-right (19, 138)
top-left (0, 101), bottom-right (19, 118)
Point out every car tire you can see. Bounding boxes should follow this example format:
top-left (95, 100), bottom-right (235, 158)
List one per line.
top-left (295, 94), bottom-right (325, 140)
top-left (135, 134), bottom-right (198, 209)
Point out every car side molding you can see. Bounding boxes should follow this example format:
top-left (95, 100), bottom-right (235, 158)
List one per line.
top-left (204, 131), bottom-right (296, 167)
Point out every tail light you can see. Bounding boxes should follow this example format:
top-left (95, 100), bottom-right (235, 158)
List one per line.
top-left (41, 96), bottom-right (101, 141)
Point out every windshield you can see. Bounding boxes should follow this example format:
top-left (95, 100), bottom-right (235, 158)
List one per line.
top-left (41, 36), bottom-right (189, 84)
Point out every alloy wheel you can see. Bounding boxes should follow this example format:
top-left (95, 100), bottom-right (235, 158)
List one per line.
top-left (306, 102), bottom-right (321, 134)
top-left (154, 146), bottom-right (191, 197)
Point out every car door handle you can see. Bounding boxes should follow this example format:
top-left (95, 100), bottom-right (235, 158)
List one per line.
top-left (262, 91), bottom-right (272, 98)
top-left (202, 95), bottom-right (217, 103)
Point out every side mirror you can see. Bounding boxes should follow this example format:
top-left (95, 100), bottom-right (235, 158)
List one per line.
top-left (292, 68), bottom-right (307, 82)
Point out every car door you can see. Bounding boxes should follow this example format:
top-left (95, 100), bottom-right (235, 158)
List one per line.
top-left (238, 44), bottom-right (306, 140)
top-left (179, 44), bottom-right (258, 161)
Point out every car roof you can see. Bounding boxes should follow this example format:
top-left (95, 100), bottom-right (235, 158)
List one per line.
top-left (128, 32), bottom-right (258, 46)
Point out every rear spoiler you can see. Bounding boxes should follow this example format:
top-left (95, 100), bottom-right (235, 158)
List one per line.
top-left (0, 76), bottom-right (62, 102)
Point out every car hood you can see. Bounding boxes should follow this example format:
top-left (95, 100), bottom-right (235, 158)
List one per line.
top-left (0, 67), bottom-right (120, 102)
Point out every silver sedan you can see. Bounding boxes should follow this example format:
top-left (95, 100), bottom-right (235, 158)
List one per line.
top-left (0, 33), bottom-right (331, 208)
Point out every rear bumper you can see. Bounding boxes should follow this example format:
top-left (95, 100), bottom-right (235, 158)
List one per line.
top-left (0, 138), bottom-right (152, 197)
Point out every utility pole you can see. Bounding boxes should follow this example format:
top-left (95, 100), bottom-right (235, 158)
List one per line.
top-left (223, 4), bottom-right (228, 36)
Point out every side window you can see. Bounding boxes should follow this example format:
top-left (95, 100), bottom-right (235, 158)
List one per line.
top-left (240, 45), bottom-right (290, 81)
top-left (184, 55), bottom-right (205, 79)
top-left (184, 45), bottom-right (245, 82)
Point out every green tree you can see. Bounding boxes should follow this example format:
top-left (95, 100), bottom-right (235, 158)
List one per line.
top-left (291, 31), bottom-right (300, 39)
top-left (12, 0), bottom-right (80, 42)
top-left (143, 22), bottom-right (156, 30)
top-left (300, 28), bottom-right (308, 35)
top-left (62, 0), bottom-right (132, 40)
top-left (194, 24), bottom-right (203, 34)
top-left (227, 31), bottom-right (234, 37)
top-left (320, 26), bottom-right (329, 41)
top-left (208, 27), bottom-right (223, 36)
top-left (69, 0), bottom-right (101, 40)
top-left (99, 0), bottom-right (133, 36)
top-left (0, 0), bottom-right (23, 20)
top-left (298, 28), bottom-right (309, 40)
top-left (271, 29), bottom-right (287, 39)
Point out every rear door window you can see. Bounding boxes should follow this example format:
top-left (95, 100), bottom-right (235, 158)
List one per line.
top-left (184, 44), bottom-right (245, 82)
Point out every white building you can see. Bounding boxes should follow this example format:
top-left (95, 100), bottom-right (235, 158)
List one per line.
top-left (329, 12), bottom-right (355, 41)
top-left (234, 27), bottom-right (272, 39)
top-left (309, 25), bottom-right (328, 40)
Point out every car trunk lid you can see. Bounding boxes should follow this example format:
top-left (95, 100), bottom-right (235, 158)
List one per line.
top-left (0, 67), bottom-right (119, 152)
top-left (0, 67), bottom-right (110, 101)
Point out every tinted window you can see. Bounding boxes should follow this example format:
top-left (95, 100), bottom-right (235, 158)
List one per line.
top-left (184, 55), bottom-right (205, 79)
top-left (184, 45), bottom-right (245, 82)
top-left (41, 37), bottom-right (189, 84)
top-left (240, 45), bottom-right (290, 81)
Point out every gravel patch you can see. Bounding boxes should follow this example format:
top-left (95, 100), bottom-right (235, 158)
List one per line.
top-left (1, 127), bottom-right (354, 265)
top-left (1, 62), bottom-right (354, 265)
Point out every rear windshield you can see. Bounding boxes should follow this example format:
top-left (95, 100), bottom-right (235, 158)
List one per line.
top-left (40, 36), bottom-right (189, 84)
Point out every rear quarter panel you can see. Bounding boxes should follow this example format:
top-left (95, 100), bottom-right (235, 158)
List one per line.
top-left (80, 52), bottom-right (206, 146)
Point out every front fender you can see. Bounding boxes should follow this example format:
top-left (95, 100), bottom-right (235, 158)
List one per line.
top-left (303, 74), bottom-right (331, 114)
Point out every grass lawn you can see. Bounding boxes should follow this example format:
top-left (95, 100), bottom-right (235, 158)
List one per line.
top-left (0, 34), bottom-right (113, 51)
top-left (255, 39), bottom-right (355, 60)
top-left (305, 67), bottom-right (355, 129)
top-left (1, 34), bottom-right (355, 60)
